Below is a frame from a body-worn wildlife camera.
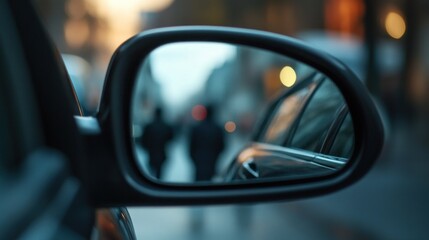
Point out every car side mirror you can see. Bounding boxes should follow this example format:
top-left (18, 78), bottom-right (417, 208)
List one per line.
top-left (84, 26), bottom-right (384, 206)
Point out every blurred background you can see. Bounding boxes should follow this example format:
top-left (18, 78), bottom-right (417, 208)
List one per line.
top-left (33, 0), bottom-right (429, 239)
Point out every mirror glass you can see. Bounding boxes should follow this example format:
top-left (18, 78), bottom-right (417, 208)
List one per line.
top-left (131, 42), bottom-right (354, 184)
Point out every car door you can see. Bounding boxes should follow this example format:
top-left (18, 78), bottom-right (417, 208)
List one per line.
top-left (0, 0), bottom-right (95, 239)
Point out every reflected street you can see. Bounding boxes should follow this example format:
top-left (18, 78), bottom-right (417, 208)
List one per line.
top-left (135, 128), bottom-right (247, 183)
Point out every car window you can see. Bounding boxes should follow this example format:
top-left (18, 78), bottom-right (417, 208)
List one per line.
top-left (289, 78), bottom-right (346, 152)
top-left (261, 80), bottom-right (319, 145)
top-left (328, 113), bottom-right (354, 158)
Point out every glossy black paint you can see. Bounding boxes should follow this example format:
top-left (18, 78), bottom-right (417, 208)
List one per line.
top-left (0, 0), bottom-right (94, 238)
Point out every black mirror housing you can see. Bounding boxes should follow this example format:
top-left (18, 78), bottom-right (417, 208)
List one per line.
top-left (88, 26), bottom-right (384, 207)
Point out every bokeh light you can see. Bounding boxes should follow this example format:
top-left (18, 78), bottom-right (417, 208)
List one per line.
top-left (224, 121), bottom-right (237, 133)
top-left (191, 105), bottom-right (207, 121)
top-left (139, 0), bottom-right (175, 12)
top-left (385, 11), bottom-right (406, 39)
top-left (280, 66), bottom-right (297, 87)
top-left (64, 19), bottom-right (90, 49)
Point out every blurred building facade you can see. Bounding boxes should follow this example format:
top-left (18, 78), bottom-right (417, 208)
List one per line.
top-left (34, 0), bottom-right (429, 141)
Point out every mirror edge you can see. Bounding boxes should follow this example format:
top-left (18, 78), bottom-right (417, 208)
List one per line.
top-left (91, 26), bottom-right (385, 207)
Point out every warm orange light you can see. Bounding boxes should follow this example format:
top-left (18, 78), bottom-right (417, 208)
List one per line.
top-left (87, 0), bottom-right (173, 16)
top-left (81, 0), bottom-right (175, 54)
top-left (139, 0), bottom-right (174, 12)
top-left (385, 11), bottom-right (406, 39)
top-left (325, 0), bottom-right (365, 38)
top-left (64, 19), bottom-right (90, 49)
top-left (85, 0), bottom-right (146, 52)
top-left (224, 121), bottom-right (236, 133)
top-left (192, 105), bottom-right (207, 121)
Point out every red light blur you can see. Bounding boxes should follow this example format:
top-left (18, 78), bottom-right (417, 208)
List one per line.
top-left (192, 105), bottom-right (207, 121)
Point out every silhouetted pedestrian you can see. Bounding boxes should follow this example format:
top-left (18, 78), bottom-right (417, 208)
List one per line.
top-left (189, 106), bottom-right (225, 181)
top-left (140, 108), bottom-right (173, 179)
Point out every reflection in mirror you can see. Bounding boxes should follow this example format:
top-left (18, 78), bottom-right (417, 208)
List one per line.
top-left (131, 42), bottom-right (354, 184)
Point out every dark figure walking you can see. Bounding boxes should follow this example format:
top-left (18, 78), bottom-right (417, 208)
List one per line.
top-left (140, 108), bottom-right (173, 179)
top-left (189, 106), bottom-right (225, 181)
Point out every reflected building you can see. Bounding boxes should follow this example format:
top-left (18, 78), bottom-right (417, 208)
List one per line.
top-left (143, 0), bottom-right (326, 37)
top-left (203, 46), bottom-right (290, 136)
top-left (35, 0), bottom-right (429, 128)
top-left (133, 59), bottom-right (162, 138)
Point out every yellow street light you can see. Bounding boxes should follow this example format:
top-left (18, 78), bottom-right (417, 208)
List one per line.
top-left (385, 11), bottom-right (406, 40)
top-left (280, 66), bottom-right (297, 87)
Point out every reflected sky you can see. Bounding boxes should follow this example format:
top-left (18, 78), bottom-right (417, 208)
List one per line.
top-left (150, 42), bottom-right (236, 108)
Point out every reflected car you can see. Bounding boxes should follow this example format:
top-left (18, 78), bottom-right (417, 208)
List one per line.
top-left (223, 72), bottom-right (354, 181)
